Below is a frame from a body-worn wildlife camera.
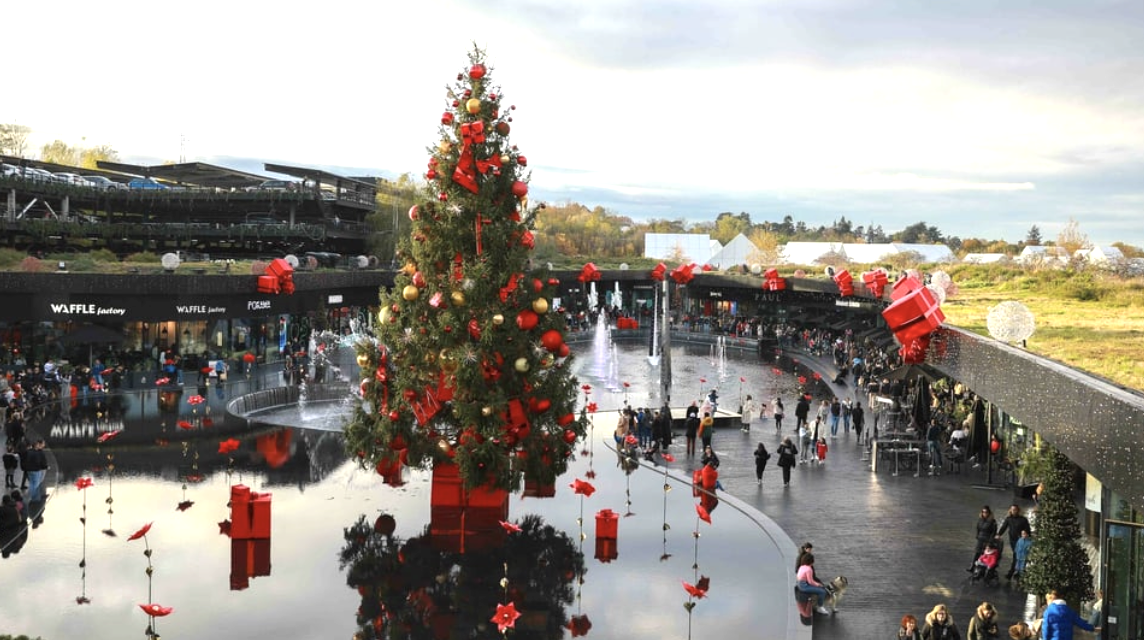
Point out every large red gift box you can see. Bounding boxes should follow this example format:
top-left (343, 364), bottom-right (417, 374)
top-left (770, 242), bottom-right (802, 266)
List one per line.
top-left (265, 257), bottom-right (294, 279)
top-left (882, 287), bottom-right (945, 343)
top-left (891, 275), bottom-right (923, 301)
top-left (595, 509), bottom-right (618, 539)
top-left (256, 275), bottom-right (280, 294)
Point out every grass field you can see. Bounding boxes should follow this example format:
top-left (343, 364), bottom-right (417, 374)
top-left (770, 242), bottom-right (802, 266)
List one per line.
top-left (939, 266), bottom-right (1144, 392)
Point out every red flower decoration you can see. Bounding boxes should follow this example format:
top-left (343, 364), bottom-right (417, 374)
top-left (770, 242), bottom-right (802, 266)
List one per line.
top-left (581, 384), bottom-right (592, 394)
top-left (772, 368), bottom-right (782, 376)
top-left (200, 366), bottom-right (212, 375)
top-left (97, 430), bottom-right (121, 443)
top-left (570, 478), bottom-right (596, 497)
top-left (218, 438), bottom-right (240, 454)
top-left (491, 602), bottom-right (521, 632)
top-left (176, 500), bottom-right (194, 512)
top-left (682, 580), bottom-right (708, 599)
top-left (625, 434), bottom-right (638, 445)
top-left (700, 378), bottom-right (707, 384)
top-left (74, 477), bottom-right (94, 490)
top-left (623, 381), bottom-right (630, 388)
top-left (662, 453), bottom-right (676, 462)
top-left (695, 503), bottom-right (711, 524)
top-left (586, 402), bottom-right (598, 413)
top-left (139, 603), bottom-right (173, 617)
top-left (567, 614), bottom-right (593, 636)
top-left (740, 377), bottom-right (746, 382)
top-left (187, 395), bottom-right (205, 405)
top-left (76, 596), bottom-right (91, 605)
top-left (155, 377), bottom-right (170, 386)
top-left (499, 520), bottom-right (522, 533)
top-left (185, 473), bottom-right (205, 483)
top-left (813, 372), bottom-right (822, 381)
top-left (242, 353), bottom-right (256, 363)
top-left (798, 376), bottom-right (807, 385)
top-left (177, 420), bottom-right (194, 430)
top-left (127, 522), bottom-right (153, 541)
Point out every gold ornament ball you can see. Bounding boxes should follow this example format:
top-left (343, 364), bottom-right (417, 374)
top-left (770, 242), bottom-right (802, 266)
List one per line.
top-left (540, 354), bottom-right (555, 369)
top-left (532, 298), bottom-right (549, 314)
top-left (378, 307), bottom-right (390, 324)
top-left (466, 98), bottom-right (482, 114)
top-left (500, 154), bottom-right (510, 165)
top-left (514, 357), bottom-right (530, 373)
top-left (438, 140), bottom-right (453, 154)
top-left (482, 406), bottom-right (493, 416)
top-left (402, 285), bottom-right (420, 301)
top-left (450, 291), bottom-right (466, 307)
top-left (439, 349), bottom-right (459, 373)
top-left (492, 313), bottom-right (505, 326)
top-left (356, 353), bottom-right (370, 368)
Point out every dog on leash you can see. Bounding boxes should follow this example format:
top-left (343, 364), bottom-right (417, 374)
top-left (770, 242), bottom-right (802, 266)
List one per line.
top-left (824, 576), bottom-right (849, 613)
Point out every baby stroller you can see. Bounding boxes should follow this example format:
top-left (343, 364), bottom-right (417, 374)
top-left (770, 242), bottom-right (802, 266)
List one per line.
top-left (971, 543), bottom-right (1001, 586)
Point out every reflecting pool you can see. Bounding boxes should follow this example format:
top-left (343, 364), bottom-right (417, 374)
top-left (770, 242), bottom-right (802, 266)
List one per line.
top-left (1, 337), bottom-right (806, 639)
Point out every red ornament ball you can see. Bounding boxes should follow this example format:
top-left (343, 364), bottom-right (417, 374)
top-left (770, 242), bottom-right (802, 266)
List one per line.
top-left (388, 410), bottom-right (400, 421)
top-left (408, 205), bottom-right (419, 221)
top-left (516, 309), bottom-right (538, 331)
top-left (495, 121), bottom-right (510, 136)
top-left (441, 112), bottom-right (454, 125)
top-left (563, 429), bottom-right (578, 444)
top-left (517, 155), bottom-right (528, 166)
top-left (426, 169), bottom-right (437, 180)
top-left (540, 329), bottom-right (563, 352)
top-left (438, 192), bottom-right (448, 202)
top-left (511, 181), bottom-right (529, 198)
top-left (469, 64), bottom-right (487, 79)
top-left (557, 343), bottom-right (571, 358)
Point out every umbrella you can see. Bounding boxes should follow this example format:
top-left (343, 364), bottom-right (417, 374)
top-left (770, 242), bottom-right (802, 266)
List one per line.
top-left (59, 324), bottom-right (125, 366)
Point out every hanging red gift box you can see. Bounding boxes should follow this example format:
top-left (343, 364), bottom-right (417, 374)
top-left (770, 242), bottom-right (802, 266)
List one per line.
top-left (594, 536), bottom-right (617, 563)
top-left (891, 274), bottom-right (923, 301)
top-left (832, 269), bottom-right (854, 296)
top-left (229, 538), bottom-right (271, 591)
top-left (256, 275), bottom-right (280, 294)
top-left (862, 269), bottom-right (889, 298)
top-left (882, 286), bottom-right (946, 344)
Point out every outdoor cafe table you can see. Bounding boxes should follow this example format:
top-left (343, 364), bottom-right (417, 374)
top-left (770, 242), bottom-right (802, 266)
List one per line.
top-left (871, 437), bottom-right (925, 477)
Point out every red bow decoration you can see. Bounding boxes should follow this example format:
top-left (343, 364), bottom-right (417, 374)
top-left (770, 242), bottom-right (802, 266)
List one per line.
top-left (650, 262), bottom-right (667, 281)
top-left (97, 430), bottom-right (120, 443)
top-left (499, 273), bottom-right (523, 302)
top-left (571, 478), bottom-right (596, 497)
top-left (187, 395), bottom-right (205, 406)
top-left (492, 602), bottom-right (521, 632)
top-left (578, 262), bottom-right (601, 283)
top-left (586, 402), bottom-right (598, 413)
top-left (499, 520), bottom-right (523, 533)
top-left (75, 477), bottom-right (94, 490)
top-left (139, 603), bottom-right (174, 617)
top-left (452, 121), bottom-right (486, 194)
top-left (127, 522), bottom-right (153, 541)
top-left (670, 263), bottom-right (695, 285)
top-left (218, 438), bottom-right (240, 455)
top-left (567, 614), bottom-right (593, 637)
top-left (682, 579), bottom-right (709, 599)
top-left (696, 503), bottom-right (712, 524)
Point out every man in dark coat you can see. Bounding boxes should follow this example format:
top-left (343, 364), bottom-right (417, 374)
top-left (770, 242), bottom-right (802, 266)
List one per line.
top-left (995, 504), bottom-right (1032, 579)
top-left (794, 396), bottom-right (810, 433)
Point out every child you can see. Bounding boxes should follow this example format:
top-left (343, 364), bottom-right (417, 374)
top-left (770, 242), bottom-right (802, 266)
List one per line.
top-left (973, 541), bottom-right (1000, 580)
top-left (816, 437), bottom-right (828, 465)
top-left (1013, 529), bottom-right (1033, 580)
top-left (3, 445), bottom-right (18, 489)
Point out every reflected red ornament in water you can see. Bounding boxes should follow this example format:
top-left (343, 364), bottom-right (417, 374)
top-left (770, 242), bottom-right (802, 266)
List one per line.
top-left (567, 614), bottom-right (593, 636)
top-left (570, 479), bottom-right (596, 497)
top-left (127, 522), bottom-right (153, 541)
top-left (138, 603), bottom-right (173, 617)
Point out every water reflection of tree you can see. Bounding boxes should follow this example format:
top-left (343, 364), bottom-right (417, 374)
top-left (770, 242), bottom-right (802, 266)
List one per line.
top-left (340, 513), bottom-right (585, 639)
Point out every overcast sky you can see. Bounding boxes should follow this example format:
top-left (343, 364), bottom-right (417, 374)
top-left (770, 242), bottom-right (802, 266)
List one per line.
top-left (7, 0), bottom-right (1143, 246)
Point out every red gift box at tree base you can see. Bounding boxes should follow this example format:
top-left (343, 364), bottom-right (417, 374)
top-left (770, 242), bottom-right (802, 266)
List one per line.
top-left (229, 484), bottom-right (272, 540)
top-left (429, 462), bottom-right (509, 554)
top-left (229, 538), bottom-right (271, 591)
top-left (890, 274), bottom-right (924, 301)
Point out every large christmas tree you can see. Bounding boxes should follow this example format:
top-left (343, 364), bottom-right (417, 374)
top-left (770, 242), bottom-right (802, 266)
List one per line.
top-left (1020, 447), bottom-right (1095, 606)
top-left (346, 46), bottom-right (585, 492)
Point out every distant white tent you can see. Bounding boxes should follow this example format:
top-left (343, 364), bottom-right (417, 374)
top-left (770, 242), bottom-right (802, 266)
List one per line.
top-left (707, 233), bottom-right (758, 269)
top-left (779, 242), bottom-right (955, 265)
top-left (1077, 245), bottom-right (1124, 264)
top-left (644, 233), bottom-right (712, 263)
top-left (962, 253), bottom-right (1010, 264)
top-left (1017, 246), bottom-right (1069, 265)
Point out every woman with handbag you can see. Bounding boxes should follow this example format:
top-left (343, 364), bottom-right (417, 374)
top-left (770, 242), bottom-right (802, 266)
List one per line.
top-left (777, 437), bottom-right (798, 487)
top-left (754, 442), bottom-right (770, 486)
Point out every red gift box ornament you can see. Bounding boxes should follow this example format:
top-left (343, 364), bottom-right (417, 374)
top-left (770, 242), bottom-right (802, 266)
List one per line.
top-left (595, 508), bottom-right (618, 539)
top-left (882, 285), bottom-right (946, 344)
top-left (451, 121), bottom-right (486, 194)
top-left (577, 262), bottom-right (601, 283)
top-left (261, 258), bottom-right (295, 296)
top-left (228, 484), bottom-right (272, 540)
top-left (832, 269), bottom-right (854, 296)
top-left (670, 263), bottom-right (695, 285)
top-left (762, 268), bottom-right (786, 292)
top-left (650, 262), bottom-right (667, 281)
top-left (861, 268), bottom-right (889, 298)
top-left (891, 274), bottom-right (923, 301)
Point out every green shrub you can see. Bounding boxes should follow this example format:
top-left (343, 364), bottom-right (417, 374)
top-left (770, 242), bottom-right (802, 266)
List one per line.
top-left (88, 248), bottom-right (118, 263)
top-left (65, 255), bottom-right (97, 272)
top-left (0, 248), bottom-right (27, 268)
top-left (124, 252), bottom-right (161, 263)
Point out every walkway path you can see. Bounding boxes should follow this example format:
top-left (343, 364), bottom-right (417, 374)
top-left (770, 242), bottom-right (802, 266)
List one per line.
top-left (662, 349), bottom-right (1040, 639)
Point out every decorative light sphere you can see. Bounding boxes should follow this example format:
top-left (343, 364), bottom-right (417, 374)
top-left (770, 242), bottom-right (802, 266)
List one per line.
top-left (750, 264), bottom-right (763, 275)
top-left (532, 298), bottom-right (549, 314)
top-left (356, 354), bottom-right (370, 368)
top-left (492, 313), bottom-right (505, 326)
top-left (514, 357), bottom-right (530, 372)
top-left (402, 285), bottom-right (420, 301)
top-left (987, 301), bottom-right (1036, 344)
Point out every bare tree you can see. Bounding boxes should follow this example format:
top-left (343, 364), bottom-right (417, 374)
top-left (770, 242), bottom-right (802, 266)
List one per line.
top-left (0, 124), bottom-right (32, 157)
top-left (1056, 218), bottom-right (1091, 256)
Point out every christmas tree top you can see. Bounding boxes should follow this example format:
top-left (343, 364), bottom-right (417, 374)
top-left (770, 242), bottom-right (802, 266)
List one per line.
top-left (347, 46), bottom-right (585, 492)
